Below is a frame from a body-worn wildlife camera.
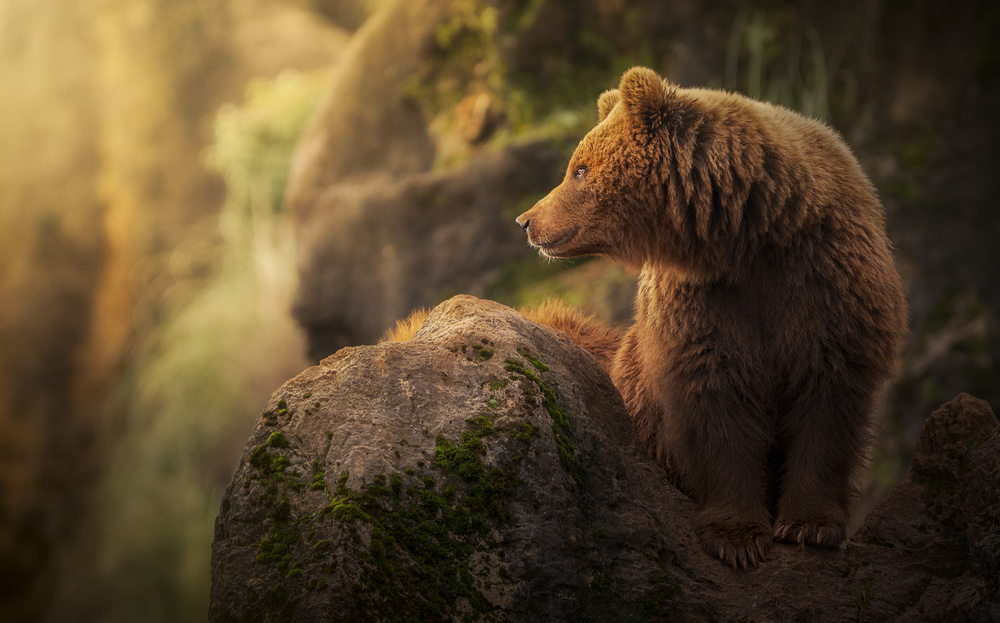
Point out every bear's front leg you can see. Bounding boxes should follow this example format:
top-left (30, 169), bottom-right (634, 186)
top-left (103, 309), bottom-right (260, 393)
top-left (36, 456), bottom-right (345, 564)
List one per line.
top-left (665, 386), bottom-right (774, 570)
top-left (616, 329), bottom-right (774, 569)
top-left (772, 375), bottom-right (874, 548)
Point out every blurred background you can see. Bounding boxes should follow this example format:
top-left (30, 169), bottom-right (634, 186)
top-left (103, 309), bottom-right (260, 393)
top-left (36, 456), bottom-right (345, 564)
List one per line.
top-left (0, 0), bottom-right (996, 621)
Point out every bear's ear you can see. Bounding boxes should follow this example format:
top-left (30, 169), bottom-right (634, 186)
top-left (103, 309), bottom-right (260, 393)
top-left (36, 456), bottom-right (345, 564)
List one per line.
top-left (619, 66), bottom-right (684, 131)
top-left (597, 89), bottom-right (620, 122)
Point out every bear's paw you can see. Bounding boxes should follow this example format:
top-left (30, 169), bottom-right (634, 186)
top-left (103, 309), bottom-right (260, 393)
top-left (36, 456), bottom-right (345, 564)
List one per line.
top-left (697, 523), bottom-right (772, 570)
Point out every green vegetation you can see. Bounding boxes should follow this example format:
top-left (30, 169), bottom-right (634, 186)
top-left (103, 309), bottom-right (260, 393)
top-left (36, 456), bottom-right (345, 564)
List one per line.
top-left (484, 253), bottom-right (634, 323)
top-left (249, 404), bottom-right (528, 621)
top-left (724, 8), bottom-right (839, 122)
top-left (519, 348), bottom-right (550, 372)
top-left (401, 0), bottom-right (660, 318)
top-left (249, 435), bottom-right (292, 478)
top-left (471, 342), bottom-right (495, 363)
top-left (635, 542), bottom-right (681, 616)
top-left (515, 421), bottom-right (538, 444)
top-left (487, 252), bottom-right (591, 308)
top-left (404, 0), bottom-right (674, 172)
top-left (504, 354), bottom-right (585, 487)
top-left (855, 578), bottom-right (875, 613)
top-left (205, 71), bottom-right (327, 214)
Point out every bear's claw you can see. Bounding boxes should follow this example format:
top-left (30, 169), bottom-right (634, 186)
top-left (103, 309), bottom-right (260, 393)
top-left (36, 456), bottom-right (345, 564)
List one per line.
top-left (773, 519), bottom-right (845, 548)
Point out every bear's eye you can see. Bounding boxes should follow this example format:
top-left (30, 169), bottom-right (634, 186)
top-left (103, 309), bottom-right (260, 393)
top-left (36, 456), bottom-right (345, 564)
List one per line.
top-left (573, 164), bottom-right (587, 178)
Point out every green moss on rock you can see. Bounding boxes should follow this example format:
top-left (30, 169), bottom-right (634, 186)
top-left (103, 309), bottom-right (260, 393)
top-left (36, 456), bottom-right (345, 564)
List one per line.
top-left (240, 345), bottom-right (598, 619)
top-left (266, 431), bottom-right (290, 448)
top-left (302, 403), bottom-right (534, 621)
top-left (516, 421), bottom-right (539, 444)
top-left (249, 434), bottom-right (292, 479)
top-left (505, 355), bottom-right (585, 487)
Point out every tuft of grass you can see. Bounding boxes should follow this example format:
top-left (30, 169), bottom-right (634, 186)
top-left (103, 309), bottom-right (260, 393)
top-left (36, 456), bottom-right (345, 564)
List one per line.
top-left (856, 578), bottom-right (875, 612)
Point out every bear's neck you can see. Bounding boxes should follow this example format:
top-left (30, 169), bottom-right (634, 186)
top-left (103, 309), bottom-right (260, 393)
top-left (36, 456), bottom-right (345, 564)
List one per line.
top-left (634, 247), bottom-right (801, 325)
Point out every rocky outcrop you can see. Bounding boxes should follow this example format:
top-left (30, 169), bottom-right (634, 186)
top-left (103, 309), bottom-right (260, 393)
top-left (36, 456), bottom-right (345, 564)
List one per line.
top-left (852, 393), bottom-right (1000, 621)
top-left (211, 296), bottom-right (1000, 622)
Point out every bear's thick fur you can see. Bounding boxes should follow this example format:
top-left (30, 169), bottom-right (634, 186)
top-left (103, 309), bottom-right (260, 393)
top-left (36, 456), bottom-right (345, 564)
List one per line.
top-left (515, 67), bottom-right (907, 569)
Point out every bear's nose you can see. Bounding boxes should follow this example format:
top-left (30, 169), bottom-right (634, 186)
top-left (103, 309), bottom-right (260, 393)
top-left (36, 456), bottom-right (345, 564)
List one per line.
top-left (515, 215), bottom-right (529, 232)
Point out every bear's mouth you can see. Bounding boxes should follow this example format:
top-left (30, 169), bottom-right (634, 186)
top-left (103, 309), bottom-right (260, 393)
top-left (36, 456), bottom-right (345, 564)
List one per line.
top-left (532, 227), bottom-right (579, 256)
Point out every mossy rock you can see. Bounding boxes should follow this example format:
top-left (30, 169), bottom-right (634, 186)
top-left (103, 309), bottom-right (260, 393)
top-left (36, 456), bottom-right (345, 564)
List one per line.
top-left (211, 296), bottom-right (692, 622)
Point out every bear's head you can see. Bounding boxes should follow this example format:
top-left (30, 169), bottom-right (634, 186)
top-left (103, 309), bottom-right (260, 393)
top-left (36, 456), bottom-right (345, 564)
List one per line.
top-left (516, 66), bottom-right (776, 273)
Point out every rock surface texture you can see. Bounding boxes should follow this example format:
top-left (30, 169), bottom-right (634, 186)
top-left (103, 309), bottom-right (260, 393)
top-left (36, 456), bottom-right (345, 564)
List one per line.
top-left (211, 296), bottom-right (1000, 622)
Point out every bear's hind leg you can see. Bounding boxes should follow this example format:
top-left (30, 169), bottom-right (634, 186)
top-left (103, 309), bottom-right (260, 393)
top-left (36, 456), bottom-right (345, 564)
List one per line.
top-left (773, 381), bottom-right (873, 548)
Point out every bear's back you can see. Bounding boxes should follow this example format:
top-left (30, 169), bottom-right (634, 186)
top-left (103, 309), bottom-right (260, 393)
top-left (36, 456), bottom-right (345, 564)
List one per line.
top-left (685, 86), bottom-right (880, 224)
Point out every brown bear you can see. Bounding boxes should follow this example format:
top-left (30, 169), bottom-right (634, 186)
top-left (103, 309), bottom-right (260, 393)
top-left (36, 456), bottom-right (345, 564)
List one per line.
top-left (514, 67), bottom-right (907, 569)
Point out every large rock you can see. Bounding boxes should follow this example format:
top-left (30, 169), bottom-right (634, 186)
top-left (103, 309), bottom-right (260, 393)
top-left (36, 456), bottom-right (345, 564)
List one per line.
top-left (211, 296), bottom-right (1000, 622)
top-left (852, 393), bottom-right (1000, 621)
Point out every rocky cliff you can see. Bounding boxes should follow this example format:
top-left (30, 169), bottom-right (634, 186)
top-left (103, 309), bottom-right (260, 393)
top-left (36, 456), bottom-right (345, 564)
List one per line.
top-left (211, 296), bottom-right (1000, 622)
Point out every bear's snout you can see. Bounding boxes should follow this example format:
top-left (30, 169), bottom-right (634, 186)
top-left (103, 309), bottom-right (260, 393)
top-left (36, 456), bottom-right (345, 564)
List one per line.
top-left (516, 194), bottom-right (550, 235)
top-left (515, 213), bottom-right (530, 232)
top-left (516, 199), bottom-right (543, 234)
top-left (514, 193), bottom-right (584, 258)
